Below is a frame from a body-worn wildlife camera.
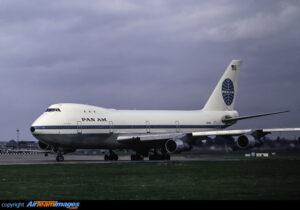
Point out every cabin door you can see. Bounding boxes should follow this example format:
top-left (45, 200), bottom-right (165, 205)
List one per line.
top-left (77, 121), bottom-right (82, 134)
top-left (145, 121), bottom-right (151, 133)
top-left (109, 121), bottom-right (114, 133)
top-left (175, 121), bottom-right (180, 133)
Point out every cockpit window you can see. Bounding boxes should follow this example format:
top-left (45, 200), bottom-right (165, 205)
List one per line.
top-left (46, 108), bottom-right (61, 112)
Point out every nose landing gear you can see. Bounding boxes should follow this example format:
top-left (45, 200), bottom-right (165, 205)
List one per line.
top-left (56, 154), bottom-right (64, 162)
top-left (56, 149), bottom-right (64, 162)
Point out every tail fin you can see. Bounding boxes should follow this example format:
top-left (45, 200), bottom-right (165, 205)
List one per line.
top-left (203, 60), bottom-right (242, 111)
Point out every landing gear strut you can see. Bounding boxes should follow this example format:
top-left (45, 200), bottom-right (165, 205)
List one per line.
top-left (104, 150), bottom-right (118, 161)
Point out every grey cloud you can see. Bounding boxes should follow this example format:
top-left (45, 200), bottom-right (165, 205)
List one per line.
top-left (0, 0), bottom-right (299, 141)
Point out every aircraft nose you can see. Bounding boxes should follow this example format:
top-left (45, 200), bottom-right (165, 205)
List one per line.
top-left (30, 113), bottom-right (46, 134)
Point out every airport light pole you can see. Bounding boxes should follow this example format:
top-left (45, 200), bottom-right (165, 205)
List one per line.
top-left (16, 129), bottom-right (20, 149)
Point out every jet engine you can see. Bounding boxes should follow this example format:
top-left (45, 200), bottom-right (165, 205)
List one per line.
top-left (234, 135), bottom-right (258, 149)
top-left (165, 138), bottom-right (192, 154)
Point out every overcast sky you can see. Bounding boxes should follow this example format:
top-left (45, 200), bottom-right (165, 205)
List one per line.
top-left (0, 0), bottom-right (300, 141)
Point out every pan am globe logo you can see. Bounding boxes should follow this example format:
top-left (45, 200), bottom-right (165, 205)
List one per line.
top-left (222, 78), bottom-right (234, 106)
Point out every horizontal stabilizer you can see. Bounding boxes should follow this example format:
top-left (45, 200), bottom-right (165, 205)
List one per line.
top-left (192, 127), bottom-right (300, 138)
top-left (222, 110), bottom-right (289, 123)
top-left (262, 128), bottom-right (300, 132)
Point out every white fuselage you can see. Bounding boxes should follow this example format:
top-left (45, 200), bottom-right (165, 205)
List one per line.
top-left (31, 103), bottom-right (238, 149)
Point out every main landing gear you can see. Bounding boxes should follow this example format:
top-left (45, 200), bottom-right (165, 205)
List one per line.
top-left (149, 149), bottom-right (171, 160)
top-left (149, 153), bottom-right (170, 160)
top-left (104, 150), bottom-right (119, 161)
top-left (130, 153), bottom-right (144, 161)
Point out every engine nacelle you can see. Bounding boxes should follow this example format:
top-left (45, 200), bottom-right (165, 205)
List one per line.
top-left (165, 139), bottom-right (191, 154)
top-left (234, 135), bottom-right (257, 149)
top-left (38, 141), bottom-right (52, 150)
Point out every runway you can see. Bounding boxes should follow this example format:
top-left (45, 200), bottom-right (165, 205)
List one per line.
top-left (0, 153), bottom-right (245, 165)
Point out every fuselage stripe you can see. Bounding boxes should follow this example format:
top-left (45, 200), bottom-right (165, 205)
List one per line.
top-left (33, 125), bottom-right (228, 130)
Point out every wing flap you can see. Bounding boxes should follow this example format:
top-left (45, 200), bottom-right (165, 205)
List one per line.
top-left (192, 129), bottom-right (252, 137)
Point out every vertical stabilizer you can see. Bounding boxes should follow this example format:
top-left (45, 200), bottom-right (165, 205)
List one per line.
top-left (203, 60), bottom-right (242, 111)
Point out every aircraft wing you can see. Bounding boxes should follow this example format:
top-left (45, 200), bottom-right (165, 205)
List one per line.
top-left (117, 127), bottom-right (300, 144)
top-left (117, 133), bottom-right (184, 143)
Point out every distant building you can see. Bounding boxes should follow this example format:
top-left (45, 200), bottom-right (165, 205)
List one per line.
top-left (5, 140), bottom-right (38, 150)
top-left (6, 140), bottom-right (18, 149)
top-left (0, 142), bottom-right (6, 149)
top-left (18, 141), bottom-right (38, 149)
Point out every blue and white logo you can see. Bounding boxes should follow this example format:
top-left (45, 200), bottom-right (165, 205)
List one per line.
top-left (222, 79), bottom-right (234, 106)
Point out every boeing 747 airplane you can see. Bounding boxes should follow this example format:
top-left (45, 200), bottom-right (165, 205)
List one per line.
top-left (30, 60), bottom-right (300, 161)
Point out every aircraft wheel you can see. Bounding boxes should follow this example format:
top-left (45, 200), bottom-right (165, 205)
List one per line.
top-left (130, 154), bottom-right (136, 161)
top-left (149, 154), bottom-right (170, 160)
top-left (131, 154), bottom-right (143, 161)
top-left (149, 154), bottom-right (158, 160)
top-left (107, 150), bottom-right (118, 161)
top-left (60, 156), bottom-right (64, 161)
top-left (113, 155), bottom-right (118, 161)
top-left (106, 153), bottom-right (118, 161)
top-left (104, 155), bottom-right (109, 161)
top-left (164, 154), bottom-right (170, 160)
top-left (56, 155), bottom-right (64, 162)
top-left (109, 154), bottom-right (118, 161)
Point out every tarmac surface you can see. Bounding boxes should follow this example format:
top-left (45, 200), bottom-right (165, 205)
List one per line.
top-left (0, 153), bottom-right (245, 165)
